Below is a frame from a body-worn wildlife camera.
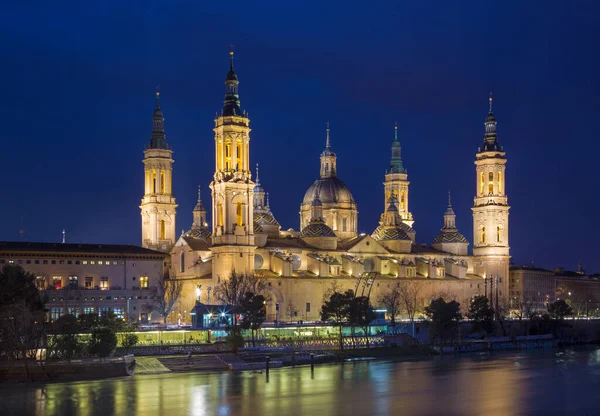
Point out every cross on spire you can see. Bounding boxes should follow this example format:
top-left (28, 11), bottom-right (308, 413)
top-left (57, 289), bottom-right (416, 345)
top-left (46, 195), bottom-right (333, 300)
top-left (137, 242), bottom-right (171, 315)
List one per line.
top-left (489, 92), bottom-right (493, 112)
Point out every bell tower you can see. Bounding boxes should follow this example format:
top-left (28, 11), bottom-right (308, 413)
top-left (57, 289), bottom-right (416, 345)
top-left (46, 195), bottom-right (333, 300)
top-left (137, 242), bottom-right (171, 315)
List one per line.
top-left (383, 124), bottom-right (414, 227)
top-left (209, 52), bottom-right (256, 278)
top-left (140, 91), bottom-right (177, 252)
top-left (472, 96), bottom-right (510, 295)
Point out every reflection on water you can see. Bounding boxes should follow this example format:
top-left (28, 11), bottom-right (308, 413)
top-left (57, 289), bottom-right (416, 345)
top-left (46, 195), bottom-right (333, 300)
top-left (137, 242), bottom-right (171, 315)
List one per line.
top-left (1, 348), bottom-right (600, 416)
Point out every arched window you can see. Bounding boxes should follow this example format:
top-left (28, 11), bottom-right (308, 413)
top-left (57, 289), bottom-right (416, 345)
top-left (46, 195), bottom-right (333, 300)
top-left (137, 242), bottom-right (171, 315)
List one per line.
top-left (342, 217), bottom-right (347, 232)
top-left (160, 220), bottom-right (166, 240)
top-left (479, 172), bottom-right (484, 195)
top-left (152, 170), bottom-right (157, 194)
top-left (180, 251), bottom-right (185, 273)
top-left (488, 172), bottom-right (494, 194)
top-left (218, 203), bottom-right (223, 227)
top-left (497, 226), bottom-right (502, 243)
top-left (498, 172), bottom-right (503, 195)
top-left (481, 226), bottom-right (486, 244)
top-left (236, 143), bottom-right (242, 169)
top-left (236, 202), bottom-right (243, 226)
top-left (160, 170), bottom-right (165, 194)
top-left (400, 190), bottom-right (405, 209)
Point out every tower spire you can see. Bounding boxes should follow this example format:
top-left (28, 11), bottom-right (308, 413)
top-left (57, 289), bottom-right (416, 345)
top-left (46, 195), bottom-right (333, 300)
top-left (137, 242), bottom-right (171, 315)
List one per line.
top-left (325, 121), bottom-right (331, 149)
top-left (448, 190), bottom-right (452, 207)
top-left (388, 123), bottom-right (405, 174)
top-left (149, 90), bottom-right (167, 149)
top-left (482, 94), bottom-right (500, 152)
top-left (197, 185), bottom-right (202, 204)
top-left (223, 50), bottom-right (242, 116)
top-left (320, 122), bottom-right (337, 178)
top-left (255, 163), bottom-right (260, 186)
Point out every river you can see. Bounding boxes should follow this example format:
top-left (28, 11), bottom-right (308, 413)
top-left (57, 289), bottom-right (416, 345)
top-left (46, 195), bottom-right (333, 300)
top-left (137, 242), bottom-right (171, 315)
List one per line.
top-left (1, 348), bottom-right (600, 415)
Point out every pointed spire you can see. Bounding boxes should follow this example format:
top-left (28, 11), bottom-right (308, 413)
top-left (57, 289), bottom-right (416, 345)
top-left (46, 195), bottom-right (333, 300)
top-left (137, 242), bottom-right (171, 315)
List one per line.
top-left (197, 185), bottom-right (202, 204)
top-left (149, 90), bottom-right (168, 149)
top-left (266, 192), bottom-right (270, 208)
top-left (255, 163), bottom-right (260, 186)
top-left (448, 190), bottom-right (452, 207)
top-left (388, 123), bottom-right (405, 174)
top-left (223, 49), bottom-right (242, 116)
top-left (193, 184), bottom-right (205, 212)
top-left (482, 93), bottom-right (500, 152)
top-left (443, 191), bottom-right (456, 228)
top-left (229, 49), bottom-right (234, 72)
top-left (325, 121), bottom-right (331, 149)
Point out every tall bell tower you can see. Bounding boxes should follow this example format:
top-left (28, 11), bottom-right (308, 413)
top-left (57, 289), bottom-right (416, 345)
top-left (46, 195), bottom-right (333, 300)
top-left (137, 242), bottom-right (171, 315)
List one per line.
top-left (383, 124), bottom-right (414, 227)
top-left (472, 96), bottom-right (510, 295)
top-left (209, 52), bottom-right (256, 278)
top-left (140, 92), bottom-right (177, 252)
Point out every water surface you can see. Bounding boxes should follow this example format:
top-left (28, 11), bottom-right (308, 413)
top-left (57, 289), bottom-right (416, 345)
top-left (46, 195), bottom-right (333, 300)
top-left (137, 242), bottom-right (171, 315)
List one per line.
top-left (1, 348), bottom-right (599, 415)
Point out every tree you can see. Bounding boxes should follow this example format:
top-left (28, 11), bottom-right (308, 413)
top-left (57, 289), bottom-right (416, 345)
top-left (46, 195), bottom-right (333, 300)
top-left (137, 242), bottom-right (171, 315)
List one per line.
top-left (0, 265), bottom-right (47, 379)
top-left (320, 289), bottom-right (354, 350)
top-left (467, 295), bottom-right (494, 335)
top-left (239, 292), bottom-right (266, 347)
top-left (88, 326), bottom-right (118, 357)
top-left (145, 275), bottom-right (183, 324)
top-left (512, 295), bottom-right (539, 335)
top-left (213, 271), bottom-right (268, 327)
top-left (398, 280), bottom-right (425, 337)
top-left (49, 314), bottom-right (84, 360)
top-left (349, 296), bottom-right (376, 346)
top-left (547, 299), bottom-right (573, 336)
top-left (119, 320), bottom-right (139, 352)
top-left (424, 298), bottom-right (462, 344)
top-left (286, 301), bottom-right (298, 322)
top-left (379, 282), bottom-right (402, 327)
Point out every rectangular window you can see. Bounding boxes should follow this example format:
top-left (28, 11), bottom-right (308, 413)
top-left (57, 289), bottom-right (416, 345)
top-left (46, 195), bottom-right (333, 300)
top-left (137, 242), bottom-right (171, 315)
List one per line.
top-left (68, 307), bottom-right (79, 318)
top-left (113, 261), bottom-right (118, 265)
top-left (43, 260), bottom-right (48, 265)
top-left (113, 307), bottom-right (125, 319)
top-left (68, 276), bottom-right (78, 287)
top-left (140, 276), bottom-right (149, 289)
top-left (275, 303), bottom-right (280, 312)
top-left (85, 277), bottom-right (93, 289)
top-left (99, 307), bottom-right (110, 317)
top-left (342, 218), bottom-right (347, 232)
top-left (51, 260), bottom-right (56, 264)
top-left (26, 260), bottom-right (31, 264)
top-left (52, 276), bottom-right (63, 289)
top-left (90, 261), bottom-right (96, 265)
top-left (100, 277), bottom-right (109, 290)
top-left (67, 260), bottom-right (72, 265)
top-left (59, 260), bottom-right (64, 265)
top-left (51, 308), bottom-right (63, 321)
top-left (35, 260), bottom-right (40, 264)
top-left (35, 276), bottom-right (46, 290)
top-left (76, 260), bottom-right (81, 265)
top-left (82, 260), bottom-right (88, 265)
top-left (306, 302), bottom-right (311, 313)
top-left (98, 261), bottom-right (103, 265)
top-left (83, 307), bottom-right (95, 315)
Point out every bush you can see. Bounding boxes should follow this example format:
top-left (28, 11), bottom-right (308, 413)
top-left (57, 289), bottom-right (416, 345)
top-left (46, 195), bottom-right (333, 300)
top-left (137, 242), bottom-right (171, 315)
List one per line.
top-left (88, 327), bottom-right (117, 357)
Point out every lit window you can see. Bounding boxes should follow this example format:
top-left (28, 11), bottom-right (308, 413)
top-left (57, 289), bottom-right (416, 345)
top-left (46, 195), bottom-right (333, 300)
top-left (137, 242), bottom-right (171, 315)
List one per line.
top-left (400, 190), bottom-right (405, 209)
top-left (498, 172), bottom-right (503, 194)
top-left (160, 220), bottom-right (166, 240)
top-left (114, 307), bottom-right (125, 319)
top-left (480, 172), bottom-right (485, 195)
top-left (35, 276), bottom-right (46, 290)
top-left (51, 308), bottom-right (63, 321)
top-left (160, 170), bottom-right (165, 194)
top-left (99, 307), bottom-right (110, 317)
top-left (100, 276), bottom-right (109, 290)
top-left (83, 260), bottom-right (88, 265)
top-left (52, 276), bottom-right (63, 289)
top-left (140, 276), bottom-right (149, 289)
top-left (98, 261), bottom-right (103, 265)
top-left (68, 308), bottom-right (79, 318)
top-left (90, 261), bottom-right (96, 265)
top-left (83, 307), bottom-right (94, 315)
top-left (113, 261), bottom-right (118, 265)
top-left (218, 203), bottom-right (223, 227)
top-left (68, 276), bottom-right (78, 287)
top-left (488, 172), bottom-right (494, 194)
top-left (152, 169), bottom-right (157, 193)
top-left (236, 202), bottom-right (243, 226)
top-left (85, 277), bottom-right (93, 289)
top-left (236, 143), bottom-right (242, 169)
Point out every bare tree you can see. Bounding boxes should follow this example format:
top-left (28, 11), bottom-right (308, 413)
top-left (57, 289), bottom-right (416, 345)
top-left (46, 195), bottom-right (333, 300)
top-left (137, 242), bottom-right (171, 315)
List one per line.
top-left (145, 275), bottom-right (183, 324)
top-left (398, 280), bottom-right (425, 337)
top-left (286, 301), bottom-right (299, 322)
top-left (323, 281), bottom-right (342, 303)
top-left (213, 271), bottom-right (268, 326)
top-left (379, 282), bottom-right (402, 327)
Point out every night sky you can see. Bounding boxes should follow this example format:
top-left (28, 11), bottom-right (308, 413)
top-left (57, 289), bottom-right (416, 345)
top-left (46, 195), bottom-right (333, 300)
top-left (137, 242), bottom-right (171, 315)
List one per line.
top-left (2, 1), bottom-right (599, 272)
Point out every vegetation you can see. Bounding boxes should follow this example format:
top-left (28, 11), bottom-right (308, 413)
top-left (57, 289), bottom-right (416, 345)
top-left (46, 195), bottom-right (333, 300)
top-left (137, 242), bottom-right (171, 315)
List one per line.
top-left (424, 297), bottom-right (462, 344)
top-left (467, 295), bottom-right (494, 335)
top-left (239, 292), bottom-right (266, 347)
top-left (321, 289), bottom-right (353, 350)
top-left (379, 282), bottom-right (401, 326)
top-left (145, 274), bottom-right (183, 324)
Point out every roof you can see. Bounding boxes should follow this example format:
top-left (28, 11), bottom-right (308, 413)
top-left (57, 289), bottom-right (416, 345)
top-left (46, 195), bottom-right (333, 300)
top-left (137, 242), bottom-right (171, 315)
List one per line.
top-left (302, 177), bottom-right (356, 206)
top-left (0, 241), bottom-right (167, 257)
top-left (182, 236), bottom-right (211, 251)
top-left (263, 237), bottom-right (310, 249)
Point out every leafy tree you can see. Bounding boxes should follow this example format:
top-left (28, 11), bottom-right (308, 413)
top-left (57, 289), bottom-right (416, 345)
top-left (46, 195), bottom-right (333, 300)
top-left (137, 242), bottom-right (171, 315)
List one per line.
top-left (548, 299), bottom-right (573, 320)
top-left (49, 314), bottom-right (84, 360)
top-left (0, 265), bottom-right (47, 378)
top-left (467, 295), bottom-right (494, 335)
top-left (321, 289), bottom-right (354, 350)
top-left (349, 296), bottom-right (376, 346)
top-left (239, 292), bottom-right (266, 347)
top-left (119, 320), bottom-right (139, 352)
top-left (145, 274), bottom-right (183, 324)
top-left (379, 282), bottom-right (402, 326)
top-left (424, 298), bottom-right (462, 344)
top-left (88, 326), bottom-right (118, 357)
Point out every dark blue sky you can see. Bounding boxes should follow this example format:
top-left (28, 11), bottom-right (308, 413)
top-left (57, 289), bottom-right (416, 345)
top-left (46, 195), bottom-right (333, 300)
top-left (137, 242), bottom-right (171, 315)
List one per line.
top-left (2, 1), bottom-right (599, 272)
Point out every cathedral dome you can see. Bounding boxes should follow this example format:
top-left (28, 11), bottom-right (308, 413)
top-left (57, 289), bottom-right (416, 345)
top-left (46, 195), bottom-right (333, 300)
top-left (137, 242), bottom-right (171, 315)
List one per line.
top-left (300, 221), bottom-right (336, 238)
top-left (433, 231), bottom-right (468, 244)
top-left (185, 227), bottom-right (212, 240)
top-left (302, 177), bottom-right (356, 206)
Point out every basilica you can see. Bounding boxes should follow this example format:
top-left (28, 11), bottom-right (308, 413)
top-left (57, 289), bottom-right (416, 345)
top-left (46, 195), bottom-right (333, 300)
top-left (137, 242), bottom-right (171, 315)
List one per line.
top-left (139, 52), bottom-right (511, 322)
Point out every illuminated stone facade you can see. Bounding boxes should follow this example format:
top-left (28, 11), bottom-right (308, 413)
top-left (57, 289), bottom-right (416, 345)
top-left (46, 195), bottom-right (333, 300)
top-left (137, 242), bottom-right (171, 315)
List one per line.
top-left (140, 92), bottom-right (177, 252)
top-left (152, 54), bottom-right (512, 322)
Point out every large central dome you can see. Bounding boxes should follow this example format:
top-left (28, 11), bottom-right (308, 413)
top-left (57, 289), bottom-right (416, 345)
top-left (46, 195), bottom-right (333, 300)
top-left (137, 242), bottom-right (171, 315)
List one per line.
top-left (302, 177), bottom-right (356, 205)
